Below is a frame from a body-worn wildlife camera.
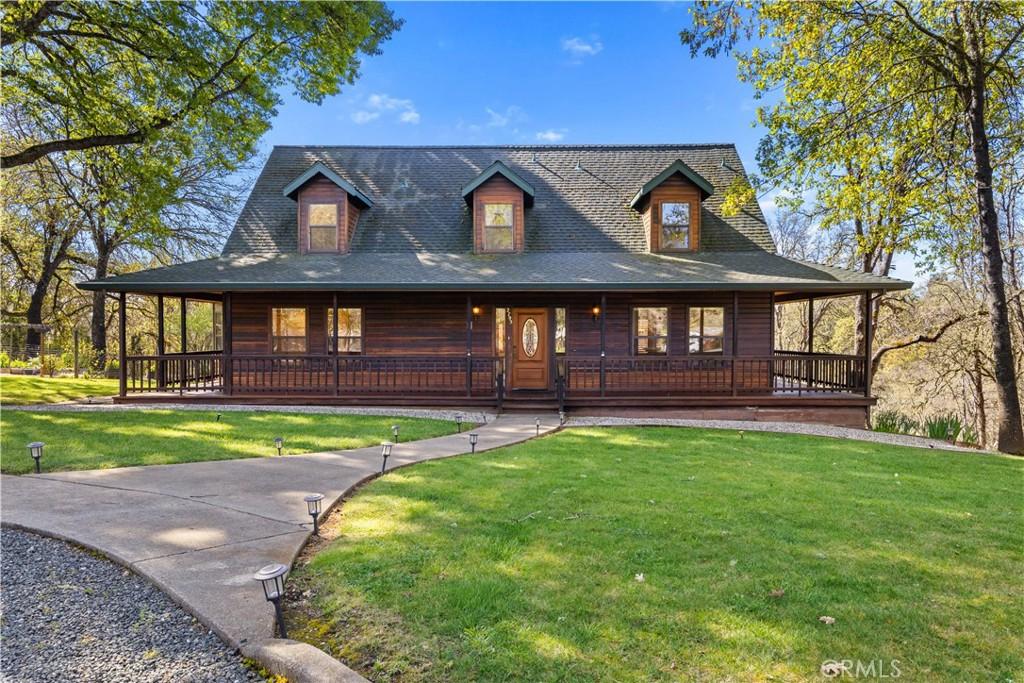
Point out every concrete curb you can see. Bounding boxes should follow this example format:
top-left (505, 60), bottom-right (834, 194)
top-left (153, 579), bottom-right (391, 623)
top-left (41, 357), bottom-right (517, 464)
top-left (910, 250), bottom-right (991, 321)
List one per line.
top-left (242, 639), bottom-right (369, 683)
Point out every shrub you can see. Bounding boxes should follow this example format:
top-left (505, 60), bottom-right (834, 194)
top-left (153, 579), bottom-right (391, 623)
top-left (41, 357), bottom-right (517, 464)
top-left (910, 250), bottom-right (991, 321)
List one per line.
top-left (9, 359), bottom-right (29, 369)
top-left (959, 425), bottom-right (980, 447)
top-left (873, 410), bottom-right (919, 435)
top-left (0, 352), bottom-right (9, 368)
top-left (925, 414), bottom-right (964, 443)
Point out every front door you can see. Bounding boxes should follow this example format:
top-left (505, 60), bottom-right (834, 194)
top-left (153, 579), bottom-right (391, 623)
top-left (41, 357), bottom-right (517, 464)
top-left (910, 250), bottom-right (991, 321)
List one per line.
top-left (510, 308), bottom-right (549, 390)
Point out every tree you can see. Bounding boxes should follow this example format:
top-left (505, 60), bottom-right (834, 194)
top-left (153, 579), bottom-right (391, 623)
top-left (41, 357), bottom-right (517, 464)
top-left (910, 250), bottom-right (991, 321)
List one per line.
top-left (0, 1), bottom-right (400, 167)
top-left (682, 1), bottom-right (1024, 453)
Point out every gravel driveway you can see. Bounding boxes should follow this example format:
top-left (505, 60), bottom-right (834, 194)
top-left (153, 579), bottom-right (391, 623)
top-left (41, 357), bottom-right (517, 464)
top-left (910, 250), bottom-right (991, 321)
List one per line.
top-left (0, 529), bottom-right (264, 683)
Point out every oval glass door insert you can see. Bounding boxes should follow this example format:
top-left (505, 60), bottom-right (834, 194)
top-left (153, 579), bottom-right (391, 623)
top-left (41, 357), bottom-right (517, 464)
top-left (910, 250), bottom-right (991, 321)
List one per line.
top-left (522, 318), bottom-right (539, 357)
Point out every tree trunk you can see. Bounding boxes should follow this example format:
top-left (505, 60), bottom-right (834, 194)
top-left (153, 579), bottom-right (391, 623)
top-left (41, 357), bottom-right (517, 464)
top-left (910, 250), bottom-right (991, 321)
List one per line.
top-left (90, 252), bottom-right (111, 371)
top-left (965, 15), bottom-right (1024, 454)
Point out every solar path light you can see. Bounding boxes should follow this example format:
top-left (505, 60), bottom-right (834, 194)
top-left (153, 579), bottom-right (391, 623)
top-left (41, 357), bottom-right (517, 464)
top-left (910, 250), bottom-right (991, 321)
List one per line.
top-left (27, 442), bottom-right (44, 474)
top-left (536, 417), bottom-right (541, 436)
top-left (392, 424), bottom-right (400, 443)
top-left (469, 432), bottom-right (479, 454)
top-left (304, 493), bottom-right (324, 535)
top-left (274, 436), bottom-right (284, 456)
top-left (559, 410), bottom-right (566, 426)
top-left (380, 441), bottom-right (393, 474)
top-left (456, 413), bottom-right (464, 433)
top-left (253, 563), bottom-right (289, 639)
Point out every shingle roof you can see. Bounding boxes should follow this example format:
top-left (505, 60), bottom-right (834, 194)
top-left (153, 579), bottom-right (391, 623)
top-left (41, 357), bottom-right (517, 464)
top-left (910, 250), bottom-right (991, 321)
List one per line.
top-left (78, 250), bottom-right (911, 293)
top-left (221, 144), bottom-right (776, 255)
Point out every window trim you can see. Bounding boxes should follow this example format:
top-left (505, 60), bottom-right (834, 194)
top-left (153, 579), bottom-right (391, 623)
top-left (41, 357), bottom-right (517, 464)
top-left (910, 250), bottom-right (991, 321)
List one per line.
top-left (305, 201), bottom-right (341, 253)
top-left (481, 201), bottom-right (516, 253)
top-left (687, 306), bottom-right (725, 355)
top-left (631, 306), bottom-right (670, 356)
top-left (326, 307), bottom-right (364, 355)
top-left (269, 306), bottom-right (309, 354)
top-left (656, 200), bottom-right (693, 253)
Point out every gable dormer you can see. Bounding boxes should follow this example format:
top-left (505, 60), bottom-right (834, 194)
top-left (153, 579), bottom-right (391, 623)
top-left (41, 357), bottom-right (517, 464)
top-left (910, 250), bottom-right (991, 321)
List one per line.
top-left (630, 160), bottom-right (714, 253)
top-left (283, 162), bottom-right (373, 254)
top-left (462, 161), bottom-right (534, 254)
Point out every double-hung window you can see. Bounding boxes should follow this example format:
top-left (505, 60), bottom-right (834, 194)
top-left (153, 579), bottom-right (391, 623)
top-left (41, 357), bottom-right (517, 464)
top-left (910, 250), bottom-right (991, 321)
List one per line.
top-left (308, 203), bottom-right (338, 251)
top-left (482, 203), bottom-right (514, 252)
top-left (633, 307), bottom-right (669, 355)
top-left (271, 307), bottom-right (307, 353)
top-left (688, 307), bottom-right (724, 353)
top-left (327, 307), bottom-right (363, 353)
top-left (659, 202), bottom-right (691, 250)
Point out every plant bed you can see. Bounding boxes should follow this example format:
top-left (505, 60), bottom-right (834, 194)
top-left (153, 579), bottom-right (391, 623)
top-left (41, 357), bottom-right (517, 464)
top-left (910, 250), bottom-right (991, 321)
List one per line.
top-left (287, 427), bottom-right (1023, 683)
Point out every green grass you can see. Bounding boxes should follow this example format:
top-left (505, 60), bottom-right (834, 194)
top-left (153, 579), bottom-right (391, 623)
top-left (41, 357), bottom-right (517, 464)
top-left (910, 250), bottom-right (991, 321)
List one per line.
top-left (0, 410), bottom-right (456, 474)
top-left (291, 427), bottom-right (1024, 683)
top-left (0, 375), bottom-right (119, 405)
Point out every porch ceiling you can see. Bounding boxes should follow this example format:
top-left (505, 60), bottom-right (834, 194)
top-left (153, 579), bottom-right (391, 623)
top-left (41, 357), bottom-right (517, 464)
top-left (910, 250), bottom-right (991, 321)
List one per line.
top-left (78, 250), bottom-right (911, 294)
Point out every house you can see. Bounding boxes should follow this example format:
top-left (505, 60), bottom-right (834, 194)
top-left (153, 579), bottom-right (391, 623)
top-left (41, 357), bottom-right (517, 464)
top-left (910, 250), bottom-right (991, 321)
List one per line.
top-left (79, 145), bottom-right (910, 427)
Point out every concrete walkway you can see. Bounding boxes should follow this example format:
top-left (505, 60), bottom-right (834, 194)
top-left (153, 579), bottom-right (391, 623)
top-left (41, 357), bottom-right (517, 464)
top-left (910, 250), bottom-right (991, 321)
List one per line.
top-left (1, 413), bottom-right (555, 675)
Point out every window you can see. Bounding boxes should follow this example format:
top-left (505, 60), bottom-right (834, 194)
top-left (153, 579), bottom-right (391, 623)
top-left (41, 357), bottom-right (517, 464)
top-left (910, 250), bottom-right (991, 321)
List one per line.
top-left (483, 203), bottom-right (514, 252)
top-left (271, 307), bottom-right (307, 353)
top-left (689, 307), bottom-right (724, 353)
top-left (308, 203), bottom-right (338, 251)
top-left (327, 307), bottom-right (363, 353)
top-left (555, 307), bottom-right (566, 354)
top-left (660, 202), bottom-right (691, 250)
top-left (633, 307), bottom-right (668, 355)
top-left (495, 307), bottom-right (508, 356)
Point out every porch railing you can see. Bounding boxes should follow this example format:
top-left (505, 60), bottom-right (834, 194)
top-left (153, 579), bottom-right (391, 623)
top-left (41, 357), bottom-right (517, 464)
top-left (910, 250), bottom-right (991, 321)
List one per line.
top-left (126, 352), bottom-right (223, 394)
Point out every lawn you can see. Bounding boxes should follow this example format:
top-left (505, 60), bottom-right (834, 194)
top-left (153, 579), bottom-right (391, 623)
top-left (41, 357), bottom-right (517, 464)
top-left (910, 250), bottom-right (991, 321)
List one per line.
top-left (0, 410), bottom-right (457, 474)
top-left (0, 375), bottom-right (119, 406)
top-left (289, 427), bottom-right (1024, 683)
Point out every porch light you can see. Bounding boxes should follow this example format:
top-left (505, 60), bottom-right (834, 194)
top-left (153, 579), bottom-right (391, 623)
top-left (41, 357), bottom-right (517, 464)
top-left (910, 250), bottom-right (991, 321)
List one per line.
top-left (392, 424), bottom-right (400, 443)
top-left (469, 432), bottom-right (479, 453)
top-left (304, 493), bottom-right (324, 536)
top-left (27, 442), bottom-right (44, 474)
top-left (380, 441), bottom-right (393, 473)
top-left (274, 436), bottom-right (284, 456)
top-left (471, 306), bottom-right (482, 316)
top-left (592, 306), bottom-right (601, 323)
top-left (456, 413), bottom-right (464, 433)
top-left (535, 417), bottom-right (541, 436)
top-left (253, 563), bottom-right (289, 639)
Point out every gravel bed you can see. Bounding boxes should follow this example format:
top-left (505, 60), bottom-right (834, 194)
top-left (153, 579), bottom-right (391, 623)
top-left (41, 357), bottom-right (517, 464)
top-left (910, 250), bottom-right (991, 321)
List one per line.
top-left (5, 401), bottom-right (495, 424)
top-left (565, 416), bottom-right (990, 454)
top-left (0, 529), bottom-right (264, 683)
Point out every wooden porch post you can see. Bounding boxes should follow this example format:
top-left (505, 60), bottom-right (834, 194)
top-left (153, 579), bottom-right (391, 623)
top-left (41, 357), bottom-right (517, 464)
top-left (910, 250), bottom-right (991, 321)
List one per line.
top-left (806, 296), bottom-right (814, 353)
top-left (179, 296), bottom-right (187, 354)
top-left (863, 291), bottom-right (873, 396)
top-left (599, 293), bottom-right (607, 397)
top-left (156, 295), bottom-right (165, 390)
top-left (332, 292), bottom-right (340, 396)
top-left (731, 291), bottom-right (739, 396)
top-left (466, 296), bottom-right (473, 397)
top-left (118, 292), bottom-right (127, 397)
top-left (222, 292), bottom-right (232, 396)
top-left (179, 295), bottom-right (187, 394)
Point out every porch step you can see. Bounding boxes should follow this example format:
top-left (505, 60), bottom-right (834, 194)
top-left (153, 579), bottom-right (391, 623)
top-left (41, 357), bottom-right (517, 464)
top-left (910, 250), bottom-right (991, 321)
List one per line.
top-left (502, 393), bottom-right (560, 412)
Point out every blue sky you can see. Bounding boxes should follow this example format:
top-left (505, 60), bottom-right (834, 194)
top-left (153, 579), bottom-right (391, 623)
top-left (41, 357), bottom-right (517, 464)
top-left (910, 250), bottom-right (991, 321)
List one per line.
top-left (262, 1), bottom-right (919, 282)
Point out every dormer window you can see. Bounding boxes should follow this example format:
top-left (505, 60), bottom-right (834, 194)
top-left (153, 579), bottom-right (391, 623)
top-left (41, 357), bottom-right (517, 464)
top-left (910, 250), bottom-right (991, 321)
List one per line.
top-left (308, 203), bottom-right (339, 251)
top-left (483, 203), bottom-right (514, 252)
top-left (659, 202), bottom-right (691, 250)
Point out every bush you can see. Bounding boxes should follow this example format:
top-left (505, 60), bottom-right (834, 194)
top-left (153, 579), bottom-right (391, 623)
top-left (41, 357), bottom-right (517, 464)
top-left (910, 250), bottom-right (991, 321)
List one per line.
top-left (873, 410), bottom-right (919, 435)
top-left (0, 352), bottom-right (9, 368)
top-left (925, 414), bottom-right (964, 443)
top-left (9, 359), bottom-right (29, 369)
top-left (959, 425), bottom-right (980, 447)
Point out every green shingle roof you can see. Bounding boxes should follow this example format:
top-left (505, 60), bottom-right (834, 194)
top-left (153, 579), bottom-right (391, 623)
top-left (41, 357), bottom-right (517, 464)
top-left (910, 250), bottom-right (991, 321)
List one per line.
top-left (78, 250), bottom-right (911, 293)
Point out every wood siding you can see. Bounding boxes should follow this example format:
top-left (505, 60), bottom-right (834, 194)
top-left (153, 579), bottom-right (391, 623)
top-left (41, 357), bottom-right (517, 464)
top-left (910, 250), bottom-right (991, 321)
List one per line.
top-left (296, 177), bottom-right (349, 255)
top-left (471, 176), bottom-right (525, 253)
top-left (644, 174), bottom-right (702, 252)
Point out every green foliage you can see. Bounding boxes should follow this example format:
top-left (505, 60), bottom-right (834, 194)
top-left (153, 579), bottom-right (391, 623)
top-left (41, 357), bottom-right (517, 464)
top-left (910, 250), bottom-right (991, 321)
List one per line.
top-left (872, 410), bottom-right (919, 435)
top-left (924, 414), bottom-right (964, 443)
top-left (290, 427), bottom-right (1024, 682)
top-left (0, 352), bottom-right (9, 368)
top-left (1, 1), bottom-right (401, 167)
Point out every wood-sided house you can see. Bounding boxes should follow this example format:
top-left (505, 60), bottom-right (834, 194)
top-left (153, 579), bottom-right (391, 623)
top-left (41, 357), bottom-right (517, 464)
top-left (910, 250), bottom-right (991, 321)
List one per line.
top-left (80, 145), bottom-right (910, 427)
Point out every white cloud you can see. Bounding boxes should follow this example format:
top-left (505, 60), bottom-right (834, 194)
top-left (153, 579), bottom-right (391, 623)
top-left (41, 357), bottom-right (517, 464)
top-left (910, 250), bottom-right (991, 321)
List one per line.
top-left (399, 110), bottom-right (421, 124)
top-left (486, 105), bottom-right (525, 128)
top-left (535, 129), bottom-right (567, 143)
top-left (561, 35), bottom-right (603, 62)
top-left (351, 110), bottom-right (380, 124)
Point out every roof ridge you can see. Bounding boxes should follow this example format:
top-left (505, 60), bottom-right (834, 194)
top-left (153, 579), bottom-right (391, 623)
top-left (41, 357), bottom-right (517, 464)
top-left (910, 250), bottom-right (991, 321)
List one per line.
top-left (271, 143), bottom-right (738, 151)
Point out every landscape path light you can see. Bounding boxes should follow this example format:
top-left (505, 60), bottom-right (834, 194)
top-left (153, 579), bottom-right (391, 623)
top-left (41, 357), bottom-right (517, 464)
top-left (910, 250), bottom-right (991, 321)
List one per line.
top-left (536, 417), bottom-right (541, 436)
top-left (304, 493), bottom-right (324, 536)
top-left (559, 410), bottom-right (566, 426)
top-left (27, 442), bottom-right (44, 474)
top-left (380, 441), bottom-right (393, 474)
top-left (253, 563), bottom-right (289, 639)
top-left (469, 432), bottom-right (479, 454)
top-left (274, 436), bottom-right (284, 456)
top-left (392, 424), bottom-right (400, 443)
top-left (456, 413), bottom-right (464, 433)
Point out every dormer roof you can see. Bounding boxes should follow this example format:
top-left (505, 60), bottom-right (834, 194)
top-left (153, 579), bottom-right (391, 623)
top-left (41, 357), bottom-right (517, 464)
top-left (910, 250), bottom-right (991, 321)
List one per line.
top-left (461, 160), bottom-right (535, 206)
top-left (629, 159), bottom-right (714, 209)
top-left (282, 162), bottom-right (374, 208)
